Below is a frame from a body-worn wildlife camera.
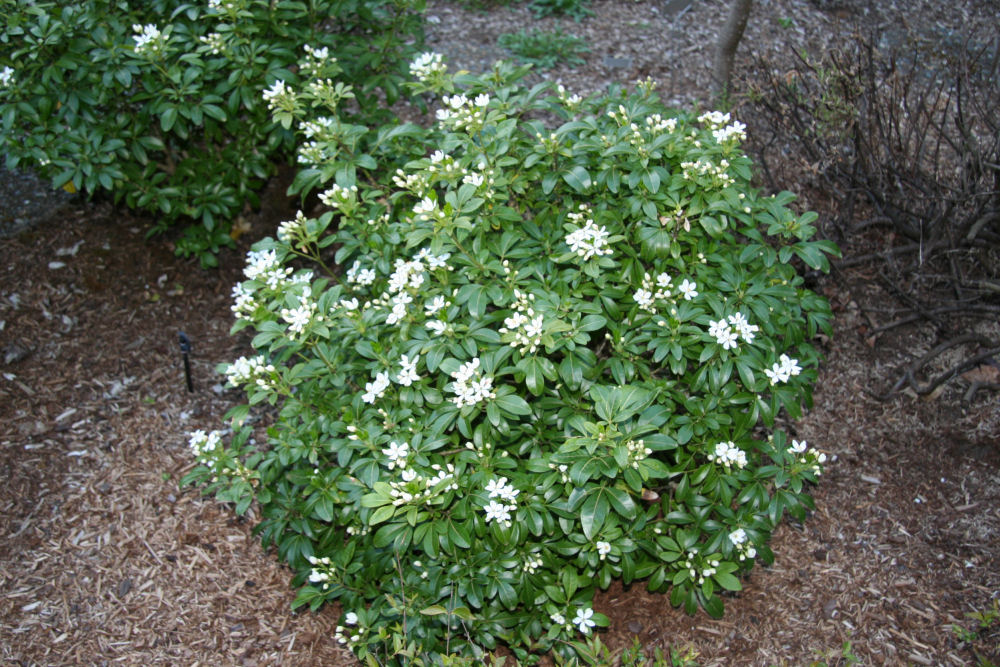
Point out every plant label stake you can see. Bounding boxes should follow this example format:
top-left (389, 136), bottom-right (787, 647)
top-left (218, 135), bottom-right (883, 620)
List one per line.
top-left (179, 332), bottom-right (193, 393)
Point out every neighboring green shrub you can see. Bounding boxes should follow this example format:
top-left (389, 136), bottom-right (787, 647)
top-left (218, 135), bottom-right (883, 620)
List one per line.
top-left (184, 55), bottom-right (837, 664)
top-left (0, 0), bottom-right (423, 265)
top-left (528, 0), bottom-right (592, 21)
top-left (498, 28), bottom-right (588, 70)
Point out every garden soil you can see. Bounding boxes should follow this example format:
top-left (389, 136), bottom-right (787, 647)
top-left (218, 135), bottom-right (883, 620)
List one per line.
top-left (2, 0), bottom-right (998, 664)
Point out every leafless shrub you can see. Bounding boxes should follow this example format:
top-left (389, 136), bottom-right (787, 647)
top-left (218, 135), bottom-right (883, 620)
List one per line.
top-left (741, 27), bottom-right (1000, 400)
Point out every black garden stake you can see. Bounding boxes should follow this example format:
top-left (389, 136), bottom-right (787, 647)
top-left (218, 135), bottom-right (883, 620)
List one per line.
top-left (178, 331), bottom-right (193, 393)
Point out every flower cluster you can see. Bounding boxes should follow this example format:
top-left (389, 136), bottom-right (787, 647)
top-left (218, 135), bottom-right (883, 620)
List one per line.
top-left (334, 610), bottom-right (366, 646)
top-left (132, 24), bottom-right (165, 56)
top-left (449, 357), bottom-right (495, 408)
top-left (319, 183), bottom-right (358, 212)
top-left (728, 528), bottom-right (758, 562)
top-left (224, 354), bottom-right (277, 389)
top-left (645, 113), bottom-right (677, 135)
top-left (565, 206), bottom-right (612, 261)
top-left (199, 31), bottom-right (225, 55)
top-left (435, 93), bottom-right (490, 133)
top-left (362, 371), bottom-right (391, 404)
top-left (764, 353), bottom-right (803, 385)
top-left (708, 312), bottom-right (758, 350)
top-left (482, 475), bottom-right (520, 527)
top-left (262, 79), bottom-right (296, 112)
top-left (243, 248), bottom-right (292, 289)
top-left (409, 52), bottom-right (447, 83)
top-left (1, 65), bottom-right (15, 89)
top-left (280, 295), bottom-right (319, 338)
top-left (632, 272), bottom-right (697, 313)
top-left (499, 290), bottom-right (544, 353)
top-left (697, 110), bottom-right (731, 129)
top-left (680, 158), bottom-right (736, 188)
top-left (623, 438), bottom-right (652, 468)
top-left (788, 439), bottom-right (827, 475)
top-left (276, 210), bottom-right (310, 246)
top-left (681, 549), bottom-right (722, 586)
top-left (346, 260), bottom-right (376, 287)
top-left (188, 429), bottom-right (223, 461)
top-left (707, 440), bottom-right (748, 469)
top-left (712, 120), bottom-right (747, 145)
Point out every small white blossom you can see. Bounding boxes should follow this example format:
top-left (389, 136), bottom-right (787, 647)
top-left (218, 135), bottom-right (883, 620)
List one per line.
top-left (1, 65), bottom-right (15, 88)
top-left (483, 499), bottom-right (512, 525)
top-left (396, 354), bottom-right (420, 386)
top-left (565, 220), bottom-right (612, 261)
top-left (596, 541), bottom-right (611, 560)
top-left (678, 278), bottom-right (698, 300)
top-left (381, 441), bottom-right (409, 469)
top-left (132, 24), bottom-right (163, 55)
top-left (764, 354), bottom-right (803, 385)
top-left (409, 52), bottom-right (447, 82)
top-left (362, 371), bottom-right (391, 404)
top-left (572, 607), bottom-right (596, 634)
top-left (707, 440), bottom-right (747, 469)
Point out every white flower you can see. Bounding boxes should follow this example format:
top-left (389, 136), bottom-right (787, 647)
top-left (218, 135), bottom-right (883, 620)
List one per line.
top-left (728, 312), bottom-right (758, 343)
top-left (485, 477), bottom-right (519, 503)
top-left (396, 354), bottom-right (420, 386)
top-left (596, 541), bottom-right (611, 560)
top-left (765, 354), bottom-right (802, 385)
top-left (280, 298), bottom-right (317, 337)
top-left (381, 441), bottom-right (409, 469)
top-left (698, 110), bottom-right (730, 129)
top-left (708, 441), bottom-right (747, 469)
top-left (344, 612), bottom-right (359, 625)
top-left (713, 120), bottom-right (747, 144)
top-left (678, 278), bottom-right (698, 300)
top-left (188, 429), bottom-right (223, 459)
top-left (565, 220), bottom-right (612, 261)
top-left (550, 612), bottom-right (567, 626)
top-left (426, 320), bottom-right (449, 335)
top-left (633, 288), bottom-right (655, 310)
top-left (449, 357), bottom-right (495, 407)
top-left (409, 52), bottom-right (446, 82)
top-left (132, 24), bottom-right (163, 55)
top-left (483, 500), bottom-right (512, 525)
top-left (729, 528), bottom-right (747, 546)
top-left (424, 295), bottom-right (447, 316)
top-left (262, 79), bottom-right (290, 109)
top-left (362, 371), bottom-right (391, 404)
top-left (790, 439), bottom-right (808, 454)
top-left (572, 607), bottom-right (596, 634)
top-left (0, 66), bottom-right (14, 88)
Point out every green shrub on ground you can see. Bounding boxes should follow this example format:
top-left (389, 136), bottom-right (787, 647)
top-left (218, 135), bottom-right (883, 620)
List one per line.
top-left (0, 0), bottom-right (423, 265)
top-left (498, 28), bottom-right (589, 69)
top-left (184, 55), bottom-right (838, 664)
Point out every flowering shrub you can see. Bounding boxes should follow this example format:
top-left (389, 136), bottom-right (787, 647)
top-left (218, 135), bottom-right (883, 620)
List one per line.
top-left (0, 0), bottom-right (423, 265)
top-left (184, 55), bottom-right (838, 663)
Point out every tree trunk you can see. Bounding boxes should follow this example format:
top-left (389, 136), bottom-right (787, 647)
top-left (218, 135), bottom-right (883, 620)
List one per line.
top-left (712, 0), bottom-right (753, 104)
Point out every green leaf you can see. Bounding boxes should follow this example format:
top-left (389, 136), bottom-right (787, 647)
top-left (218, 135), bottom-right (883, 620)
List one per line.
top-left (563, 165), bottom-right (591, 193)
top-left (160, 107), bottom-right (177, 133)
top-left (714, 571), bottom-right (742, 591)
top-left (420, 605), bottom-right (448, 616)
top-left (369, 504), bottom-right (396, 525)
top-left (495, 393), bottom-right (531, 416)
top-left (590, 384), bottom-right (654, 423)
